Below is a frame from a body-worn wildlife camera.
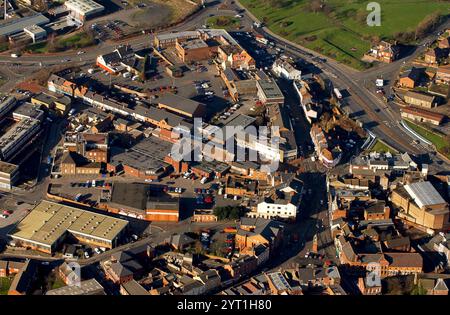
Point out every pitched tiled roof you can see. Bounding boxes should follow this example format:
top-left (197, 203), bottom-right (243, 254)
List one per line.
top-left (110, 262), bottom-right (133, 278)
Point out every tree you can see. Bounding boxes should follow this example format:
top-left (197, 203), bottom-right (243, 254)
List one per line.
top-left (309, 0), bottom-right (324, 13)
top-left (213, 205), bottom-right (245, 220)
top-left (415, 12), bottom-right (443, 40)
top-left (411, 284), bottom-right (427, 295)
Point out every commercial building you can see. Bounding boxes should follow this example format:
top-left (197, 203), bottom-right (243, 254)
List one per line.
top-left (108, 136), bottom-right (173, 180)
top-left (8, 200), bottom-right (129, 254)
top-left (59, 151), bottom-right (102, 175)
top-left (404, 91), bottom-right (436, 109)
top-left (401, 107), bottom-right (445, 126)
top-left (120, 279), bottom-right (150, 295)
top-left (218, 44), bottom-right (255, 70)
top-left (63, 132), bottom-right (109, 163)
top-left (391, 181), bottom-right (449, 231)
top-left (0, 118), bottom-right (42, 161)
top-left (154, 31), bottom-right (199, 48)
top-left (0, 96), bottom-right (17, 121)
top-left (235, 218), bottom-right (284, 255)
top-left (23, 25), bottom-right (47, 43)
top-left (83, 91), bottom-right (132, 117)
top-left (175, 38), bottom-right (211, 62)
top-left (157, 93), bottom-right (205, 118)
top-left (64, 0), bottom-right (105, 22)
top-left (46, 279), bottom-right (106, 295)
top-left (267, 103), bottom-right (297, 160)
top-left (31, 92), bottom-right (72, 116)
top-left (256, 80), bottom-right (285, 104)
top-left (106, 182), bottom-right (180, 222)
top-left (338, 241), bottom-right (423, 277)
top-left (272, 59), bottom-right (301, 81)
top-left (96, 45), bottom-right (135, 74)
top-left (12, 102), bottom-right (45, 121)
top-left (0, 14), bottom-right (49, 38)
top-left (349, 152), bottom-right (416, 177)
top-left (133, 105), bottom-right (192, 131)
top-left (310, 125), bottom-right (342, 168)
top-left (48, 74), bottom-right (88, 98)
top-left (0, 161), bottom-right (19, 190)
top-left (220, 68), bottom-right (257, 102)
top-left (255, 193), bottom-right (300, 221)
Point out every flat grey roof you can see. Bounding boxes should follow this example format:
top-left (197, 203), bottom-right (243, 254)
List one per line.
top-left (0, 14), bottom-right (50, 36)
top-left (110, 183), bottom-right (179, 212)
top-left (157, 93), bottom-right (204, 116)
top-left (257, 80), bottom-right (284, 100)
top-left (46, 279), bottom-right (105, 295)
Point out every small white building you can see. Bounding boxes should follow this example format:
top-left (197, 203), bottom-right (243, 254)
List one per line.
top-left (256, 199), bottom-right (298, 220)
top-left (272, 59), bottom-right (301, 81)
top-left (252, 175), bottom-right (304, 220)
top-left (23, 25), bottom-right (47, 43)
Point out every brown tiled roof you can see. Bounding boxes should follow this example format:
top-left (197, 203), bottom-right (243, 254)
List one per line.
top-left (384, 252), bottom-right (423, 269)
top-left (437, 64), bottom-right (450, 75)
top-left (401, 106), bottom-right (445, 122)
top-left (405, 91), bottom-right (435, 102)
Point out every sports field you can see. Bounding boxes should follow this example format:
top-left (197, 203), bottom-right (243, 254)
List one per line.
top-left (240, 0), bottom-right (450, 69)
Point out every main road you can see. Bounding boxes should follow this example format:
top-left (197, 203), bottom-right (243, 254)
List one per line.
top-left (232, 0), bottom-right (450, 171)
top-left (0, 0), bottom-right (448, 170)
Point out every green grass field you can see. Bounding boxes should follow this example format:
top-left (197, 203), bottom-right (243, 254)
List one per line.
top-left (206, 16), bottom-right (242, 31)
top-left (26, 32), bottom-right (96, 54)
top-left (370, 139), bottom-right (399, 154)
top-left (0, 277), bottom-right (13, 295)
top-left (404, 119), bottom-right (450, 158)
top-left (240, 0), bottom-right (450, 69)
top-left (56, 32), bottom-right (96, 50)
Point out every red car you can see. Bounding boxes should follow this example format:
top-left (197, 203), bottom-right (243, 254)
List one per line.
top-left (204, 196), bottom-right (213, 204)
top-left (3, 210), bottom-right (12, 215)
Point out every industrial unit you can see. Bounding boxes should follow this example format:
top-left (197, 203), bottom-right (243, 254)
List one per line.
top-left (8, 200), bottom-right (129, 254)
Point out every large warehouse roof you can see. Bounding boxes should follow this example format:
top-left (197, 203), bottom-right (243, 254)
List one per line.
top-left (9, 200), bottom-right (128, 248)
top-left (65, 0), bottom-right (104, 15)
top-left (0, 14), bottom-right (50, 37)
top-left (404, 181), bottom-right (446, 209)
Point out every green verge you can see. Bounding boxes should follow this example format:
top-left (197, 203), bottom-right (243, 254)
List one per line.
top-left (206, 16), bottom-right (242, 31)
top-left (404, 119), bottom-right (450, 159)
top-left (0, 277), bottom-right (13, 295)
top-left (370, 139), bottom-right (399, 154)
top-left (239, 0), bottom-right (450, 70)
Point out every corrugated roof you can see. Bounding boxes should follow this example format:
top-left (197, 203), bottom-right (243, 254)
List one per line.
top-left (404, 181), bottom-right (446, 209)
